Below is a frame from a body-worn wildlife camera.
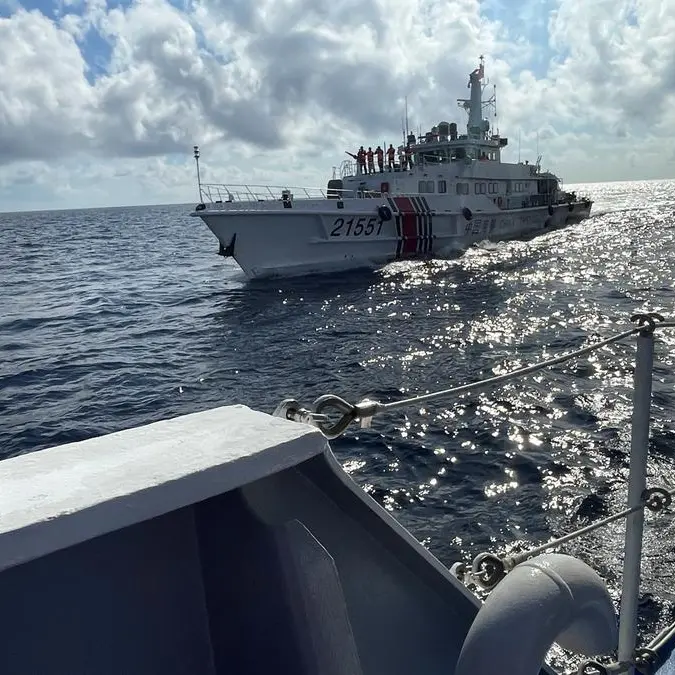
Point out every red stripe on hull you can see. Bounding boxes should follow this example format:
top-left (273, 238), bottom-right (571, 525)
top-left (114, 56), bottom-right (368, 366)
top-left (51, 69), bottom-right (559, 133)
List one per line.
top-left (393, 197), bottom-right (418, 256)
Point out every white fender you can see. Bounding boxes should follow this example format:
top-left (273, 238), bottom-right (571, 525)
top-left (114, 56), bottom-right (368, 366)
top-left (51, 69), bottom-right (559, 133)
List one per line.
top-left (455, 553), bottom-right (618, 675)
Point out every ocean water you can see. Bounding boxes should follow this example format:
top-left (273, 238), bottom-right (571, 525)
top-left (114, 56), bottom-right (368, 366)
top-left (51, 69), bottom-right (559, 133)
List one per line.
top-left (2, 179), bottom-right (675, 670)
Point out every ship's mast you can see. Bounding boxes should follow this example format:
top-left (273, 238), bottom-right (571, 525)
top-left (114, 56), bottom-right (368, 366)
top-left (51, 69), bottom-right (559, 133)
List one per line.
top-left (457, 55), bottom-right (487, 139)
top-left (468, 56), bottom-right (484, 135)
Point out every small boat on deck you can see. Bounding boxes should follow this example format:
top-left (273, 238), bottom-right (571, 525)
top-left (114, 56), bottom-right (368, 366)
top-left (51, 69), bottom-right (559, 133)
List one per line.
top-left (190, 56), bottom-right (592, 280)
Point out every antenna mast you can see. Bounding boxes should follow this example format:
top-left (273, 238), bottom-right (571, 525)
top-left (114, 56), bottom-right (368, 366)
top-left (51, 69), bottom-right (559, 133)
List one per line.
top-left (457, 55), bottom-right (487, 138)
top-left (493, 84), bottom-right (498, 134)
top-left (405, 96), bottom-right (410, 138)
top-left (193, 145), bottom-right (202, 202)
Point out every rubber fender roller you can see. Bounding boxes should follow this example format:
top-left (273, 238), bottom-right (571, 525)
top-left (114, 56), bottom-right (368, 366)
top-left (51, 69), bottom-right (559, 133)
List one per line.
top-left (455, 553), bottom-right (618, 675)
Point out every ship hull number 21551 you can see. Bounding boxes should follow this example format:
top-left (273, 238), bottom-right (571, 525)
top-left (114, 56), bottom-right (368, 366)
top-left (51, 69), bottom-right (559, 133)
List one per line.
top-left (330, 216), bottom-right (383, 237)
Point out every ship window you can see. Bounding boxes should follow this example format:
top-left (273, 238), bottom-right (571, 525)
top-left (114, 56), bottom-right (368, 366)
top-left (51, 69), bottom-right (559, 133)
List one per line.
top-left (456, 183), bottom-right (469, 195)
top-left (426, 180), bottom-right (434, 193)
top-left (438, 180), bottom-right (447, 193)
top-left (474, 183), bottom-right (486, 194)
top-left (418, 180), bottom-right (427, 193)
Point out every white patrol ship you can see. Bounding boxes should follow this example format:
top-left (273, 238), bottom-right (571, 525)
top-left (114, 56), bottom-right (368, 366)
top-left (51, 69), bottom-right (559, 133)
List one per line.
top-left (190, 57), bottom-right (593, 280)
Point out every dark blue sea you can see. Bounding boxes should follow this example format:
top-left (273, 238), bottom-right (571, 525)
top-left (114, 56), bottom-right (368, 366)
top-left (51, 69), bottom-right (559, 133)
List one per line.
top-left (2, 179), bottom-right (675, 669)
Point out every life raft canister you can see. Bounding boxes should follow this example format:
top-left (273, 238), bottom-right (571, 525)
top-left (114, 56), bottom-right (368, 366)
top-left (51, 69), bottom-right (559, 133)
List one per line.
top-left (378, 205), bottom-right (393, 222)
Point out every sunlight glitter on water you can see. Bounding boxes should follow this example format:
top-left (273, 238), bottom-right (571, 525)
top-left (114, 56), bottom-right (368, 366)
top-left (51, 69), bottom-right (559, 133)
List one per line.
top-left (2, 181), bottom-right (675, 670)
top-left (332, 180), bottom-right (675, 652)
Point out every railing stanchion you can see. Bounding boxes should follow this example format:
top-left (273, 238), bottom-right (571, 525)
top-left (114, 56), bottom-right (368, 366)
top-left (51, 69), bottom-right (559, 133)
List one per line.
top-left (618, 325), bottom-right (655, 672)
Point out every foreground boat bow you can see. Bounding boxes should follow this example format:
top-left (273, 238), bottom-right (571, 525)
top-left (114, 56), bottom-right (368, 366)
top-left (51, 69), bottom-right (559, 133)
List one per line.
top-left (7, 316), bottom-right (675, 674)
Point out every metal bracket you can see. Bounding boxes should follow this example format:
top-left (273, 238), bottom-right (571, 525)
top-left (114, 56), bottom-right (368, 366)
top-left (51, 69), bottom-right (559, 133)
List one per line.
top-left (311, 395), bottom-right (381, 440)
top-left (642, 487), bottom-right (672, 512)
top-left (578, 660), bottom-right (609, 675)
top-left (469, 552), bottom-right (508, 590)
top-left (630, 313), bottom-right (665, 336)
top-left (272, 399), bottom-right (329, 428)
top-left (272, 395), bottom-right (382, 440)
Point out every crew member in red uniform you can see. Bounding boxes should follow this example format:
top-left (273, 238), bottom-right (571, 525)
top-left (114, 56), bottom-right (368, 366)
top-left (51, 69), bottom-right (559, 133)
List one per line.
top-left (375, 146), bottom-right (384, 173)
top-left (387, 144), bottom-right (396, 171)
top-left (405, 145), bottom-right (414, 169)
top-left (357, 146), bottom-right (366, 174)
top-left (366, 147), bottom-right (375, 174)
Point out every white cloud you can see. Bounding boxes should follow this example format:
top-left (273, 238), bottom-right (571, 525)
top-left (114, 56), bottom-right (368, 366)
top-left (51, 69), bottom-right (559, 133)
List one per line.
top-left (0, 0), bottom-right (674, 211)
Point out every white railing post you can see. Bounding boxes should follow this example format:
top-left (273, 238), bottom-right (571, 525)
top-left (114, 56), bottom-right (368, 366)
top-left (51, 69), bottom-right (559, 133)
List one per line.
top-left (618, 320), bottom-right (656, 672)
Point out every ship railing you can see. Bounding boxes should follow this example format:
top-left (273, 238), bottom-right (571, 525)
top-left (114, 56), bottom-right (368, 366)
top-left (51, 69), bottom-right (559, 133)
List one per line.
top-left (200, 183), bottom-right (392, 203)
top-left (340, 158), bottom-right (410, 179)
top-left (200, 183), bottom-right (331, 203)
top-left (340, 160), bottom-right (357, 179)
top-left (273, 313), bottom-right (675, 675)
top-left (340, 166), bottom-right (396, 179)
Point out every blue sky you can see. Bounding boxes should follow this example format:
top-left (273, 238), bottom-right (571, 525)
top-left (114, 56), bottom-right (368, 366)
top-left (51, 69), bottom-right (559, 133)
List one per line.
top-left (0, 0), bottom-right (673, 211)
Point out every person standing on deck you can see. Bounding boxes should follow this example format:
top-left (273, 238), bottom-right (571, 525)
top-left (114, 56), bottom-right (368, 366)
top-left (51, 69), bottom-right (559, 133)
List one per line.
top-left (387, 144), bottom-right (396, 171)
top-left (405, 145), bottom-right (414, 170)
top-left (366, 147), bottom-right (375, 174)
top-left (376, 146), bottom-right (384, 173)
top-left (398, 146), bottom-right (406, 170)
top-left (357, 146), bottom-right (366, 174)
